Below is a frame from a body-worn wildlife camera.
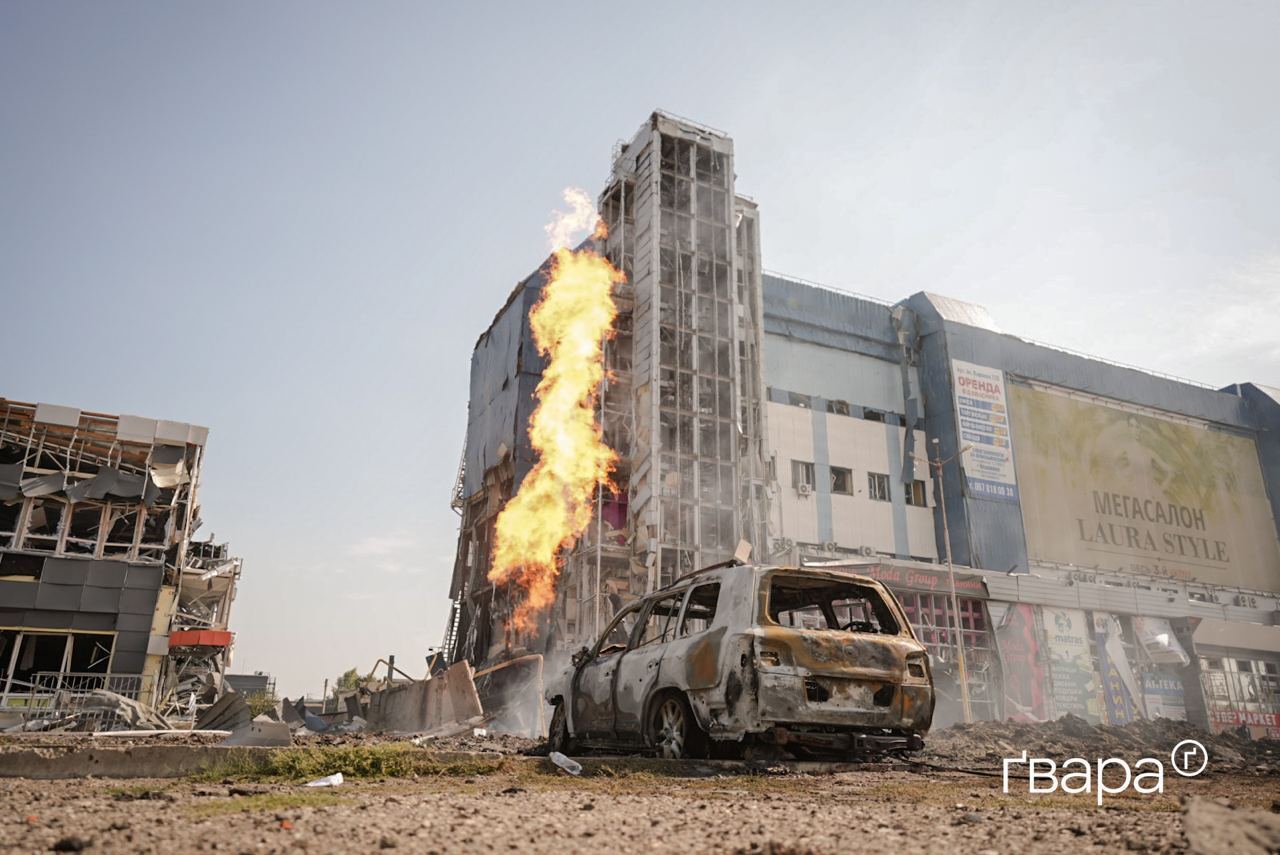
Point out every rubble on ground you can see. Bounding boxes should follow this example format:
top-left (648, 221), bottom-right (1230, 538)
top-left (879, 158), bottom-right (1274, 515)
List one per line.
top-left (1183, 797), bottom-right (1280, 854)
top-left (923, 714), bottom-right (1280, 773)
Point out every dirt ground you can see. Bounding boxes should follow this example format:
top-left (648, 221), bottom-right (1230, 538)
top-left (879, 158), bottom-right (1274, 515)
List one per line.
top-left (1, 760), bottom-right (1277, 854)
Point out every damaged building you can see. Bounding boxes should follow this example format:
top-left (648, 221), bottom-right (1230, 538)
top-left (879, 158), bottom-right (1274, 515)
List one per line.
top-left (445, 110), bottom-right (1280, 739)
top-left (0, 398), bottom-right (244, 725)
top-left (446, 111), bottom-right (770, 666)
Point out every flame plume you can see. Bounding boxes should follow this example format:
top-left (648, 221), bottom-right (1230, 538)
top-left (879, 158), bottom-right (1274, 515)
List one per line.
top-left (488, 188), bottom-right (622, 632)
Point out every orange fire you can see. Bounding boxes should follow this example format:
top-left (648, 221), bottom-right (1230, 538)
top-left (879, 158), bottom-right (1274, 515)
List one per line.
top-left (488, 188), bottom-right (622, 632)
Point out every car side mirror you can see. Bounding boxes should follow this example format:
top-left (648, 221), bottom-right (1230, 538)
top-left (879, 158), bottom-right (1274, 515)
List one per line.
top-left (571, 645), bottom-right (592, 667)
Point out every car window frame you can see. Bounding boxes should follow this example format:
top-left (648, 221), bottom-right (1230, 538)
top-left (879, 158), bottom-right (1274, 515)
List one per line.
top-left (677, 581), bottom-right (721, 639)
top-left (632, 590), bottom-right (688, 650)
top-left (759, 572), bottom-right (909, 637)
top-left (591, 601), bottom-right (644, 658)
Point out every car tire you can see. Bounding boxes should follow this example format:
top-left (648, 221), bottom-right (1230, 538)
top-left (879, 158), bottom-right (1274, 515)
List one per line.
top-left (548, 701), bottom-right (575, 754)
top-left (650, 693), bottom-right (706, 760)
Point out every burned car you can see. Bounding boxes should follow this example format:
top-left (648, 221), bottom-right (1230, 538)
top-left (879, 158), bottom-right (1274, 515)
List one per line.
top-left (546, 562), bottom-right (934, 759)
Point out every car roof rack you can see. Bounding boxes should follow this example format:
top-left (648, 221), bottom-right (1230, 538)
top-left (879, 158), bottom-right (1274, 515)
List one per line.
top-left (667, 557), bottom-right (746, 589)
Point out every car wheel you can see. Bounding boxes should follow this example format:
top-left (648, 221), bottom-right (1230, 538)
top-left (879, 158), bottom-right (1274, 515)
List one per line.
top-left (548, 701), bottom-right (574, 754)
top-left (651, 694), bottom-right (704, 759)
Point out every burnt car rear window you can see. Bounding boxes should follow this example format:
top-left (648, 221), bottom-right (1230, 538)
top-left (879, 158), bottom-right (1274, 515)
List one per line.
top-left (767, 576), bottom-right (900, 635)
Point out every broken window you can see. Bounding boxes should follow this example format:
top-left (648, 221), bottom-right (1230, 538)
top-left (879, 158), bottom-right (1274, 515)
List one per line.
top-left (67, 633), bottom-right (113, 673)
top-left (102, 504), bottom-right (140, 557)
top-left (766, 576), bottom-right (901, 635)
top-left (3, 632), bottom-right (71, 690)
top-left (635, 593), bottom-right (683, 648)
top-left (674, 177), bottom-right (691, 213)
top-left (660, 286), bottom-right (677, 326)
top-left (0, 499), bottom-right (20, 548)
top-left (830, 466), bottom-right (853, 495)
top-left (659, 368), bottom-right (677, 409)
top-left (596, 602), bottom-right (643, 657)
top-left (23, 498), bottom-right (64, 550)
top-left (826, 399), bottom-right (851, 416)
top-left (868, 472), bottom-right (891, 502)
top-left (679, 583), bottom-right (720, 636)
top-left (65, 502), bottom-right (104, 555)
top-left (905, 479), bottom-right (928, 507)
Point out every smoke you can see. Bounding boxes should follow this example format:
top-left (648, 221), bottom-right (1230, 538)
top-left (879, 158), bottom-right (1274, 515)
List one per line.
top-left (544, 187), bottom-right (600, 251)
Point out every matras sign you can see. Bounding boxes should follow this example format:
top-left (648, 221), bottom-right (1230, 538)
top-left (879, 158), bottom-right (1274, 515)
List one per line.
top-left (950, 360), bottom-right (1019, 504)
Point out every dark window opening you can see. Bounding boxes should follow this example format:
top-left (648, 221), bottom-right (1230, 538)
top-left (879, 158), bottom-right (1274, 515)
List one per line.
top-left (826, 400), bottom-right (850, 416)
top-left (830, 467), bottom-right (853, 495)
top-left (905, 479), bottom-right (928, 507)
top-left (0, 500), bottom-right (21, 548)
top-left (0, 552), bottom-right (42, 578)
top-left (8, 633), bottom-right (69, 688)
top-left (68, 634), bottom-right (113, 673)
top-left (25, 499), bottom-right (64, 545)
top-left (786, 391), bottom-right (812, 409)
top-left (65, 503), bottom-right (103, 555)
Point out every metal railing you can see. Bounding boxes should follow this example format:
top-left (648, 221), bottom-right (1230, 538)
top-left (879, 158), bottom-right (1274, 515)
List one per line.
top-left (1, 672), bottom-right (154, 731)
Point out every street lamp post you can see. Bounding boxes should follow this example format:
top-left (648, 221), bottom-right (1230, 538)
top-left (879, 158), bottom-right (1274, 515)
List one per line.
top-left (911, 438), bottom-right (974, 724)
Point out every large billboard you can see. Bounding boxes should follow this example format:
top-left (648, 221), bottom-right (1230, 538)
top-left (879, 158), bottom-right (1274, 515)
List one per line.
top-left (1008, 383), bottom-right (1280, 591)
top-left (951, 360), bottom-right (1019, 503)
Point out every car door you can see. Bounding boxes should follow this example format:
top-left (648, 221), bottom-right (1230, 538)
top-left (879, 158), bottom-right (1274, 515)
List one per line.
top-left (611, 591), bottom-right (686, 740)
top-left (571, 601), bottom-right (641, 739)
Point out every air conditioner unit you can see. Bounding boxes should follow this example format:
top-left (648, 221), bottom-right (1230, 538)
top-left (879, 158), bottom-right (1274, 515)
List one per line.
top-left (859, 545), bottom-right (876, 557)
top-left (797, 483), bottom-right (813, 496)
top-left (822, 541), bottom-right (840, 552)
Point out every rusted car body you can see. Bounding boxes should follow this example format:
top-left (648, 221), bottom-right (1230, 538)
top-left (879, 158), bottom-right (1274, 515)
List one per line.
top-left (546, 563), bottom-right (934, 758)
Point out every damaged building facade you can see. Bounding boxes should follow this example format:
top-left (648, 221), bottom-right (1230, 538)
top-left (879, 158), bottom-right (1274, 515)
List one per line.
top-left (447, 112), bottom-right (770, 665)
top-left (445, 110), bottom-right (1280, 738)
top-left (0, 398), bottom-right (243, 723)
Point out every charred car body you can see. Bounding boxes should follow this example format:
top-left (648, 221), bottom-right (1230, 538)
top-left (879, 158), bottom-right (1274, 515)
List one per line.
top-left (546, 563), bottom-right (935, 759)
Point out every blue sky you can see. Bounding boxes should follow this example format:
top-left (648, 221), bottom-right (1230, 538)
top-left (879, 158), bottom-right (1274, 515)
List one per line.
top-left (3, 2), bottom-right (1277, 696)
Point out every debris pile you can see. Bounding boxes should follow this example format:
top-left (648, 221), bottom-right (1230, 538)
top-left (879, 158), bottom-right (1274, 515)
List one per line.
top-left (924, 714), bottom-right (1280, 773)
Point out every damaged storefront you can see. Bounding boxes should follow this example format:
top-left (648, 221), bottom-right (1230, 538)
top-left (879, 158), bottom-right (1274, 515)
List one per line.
top-left (980, 566), bottom-right (1280, 738)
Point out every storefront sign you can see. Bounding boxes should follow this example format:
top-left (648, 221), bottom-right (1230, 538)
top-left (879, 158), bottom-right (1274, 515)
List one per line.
top-left (1210, 709), bottom-right (1279, 728)
top-left (1141, 673), bottom-right (1186, 721)
top-left (950, 360), bottom-right (1019, 503)
top-left (1007, 383), bottom-right (1280, 590)
top-left (858, 563), bottom-right (988, 597)
top-left (1043, 607), bottom-right (1102, 723)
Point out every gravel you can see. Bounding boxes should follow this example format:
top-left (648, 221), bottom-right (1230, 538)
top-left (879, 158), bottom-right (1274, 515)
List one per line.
top-left (1, 761), bottom-right (1275, 853)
